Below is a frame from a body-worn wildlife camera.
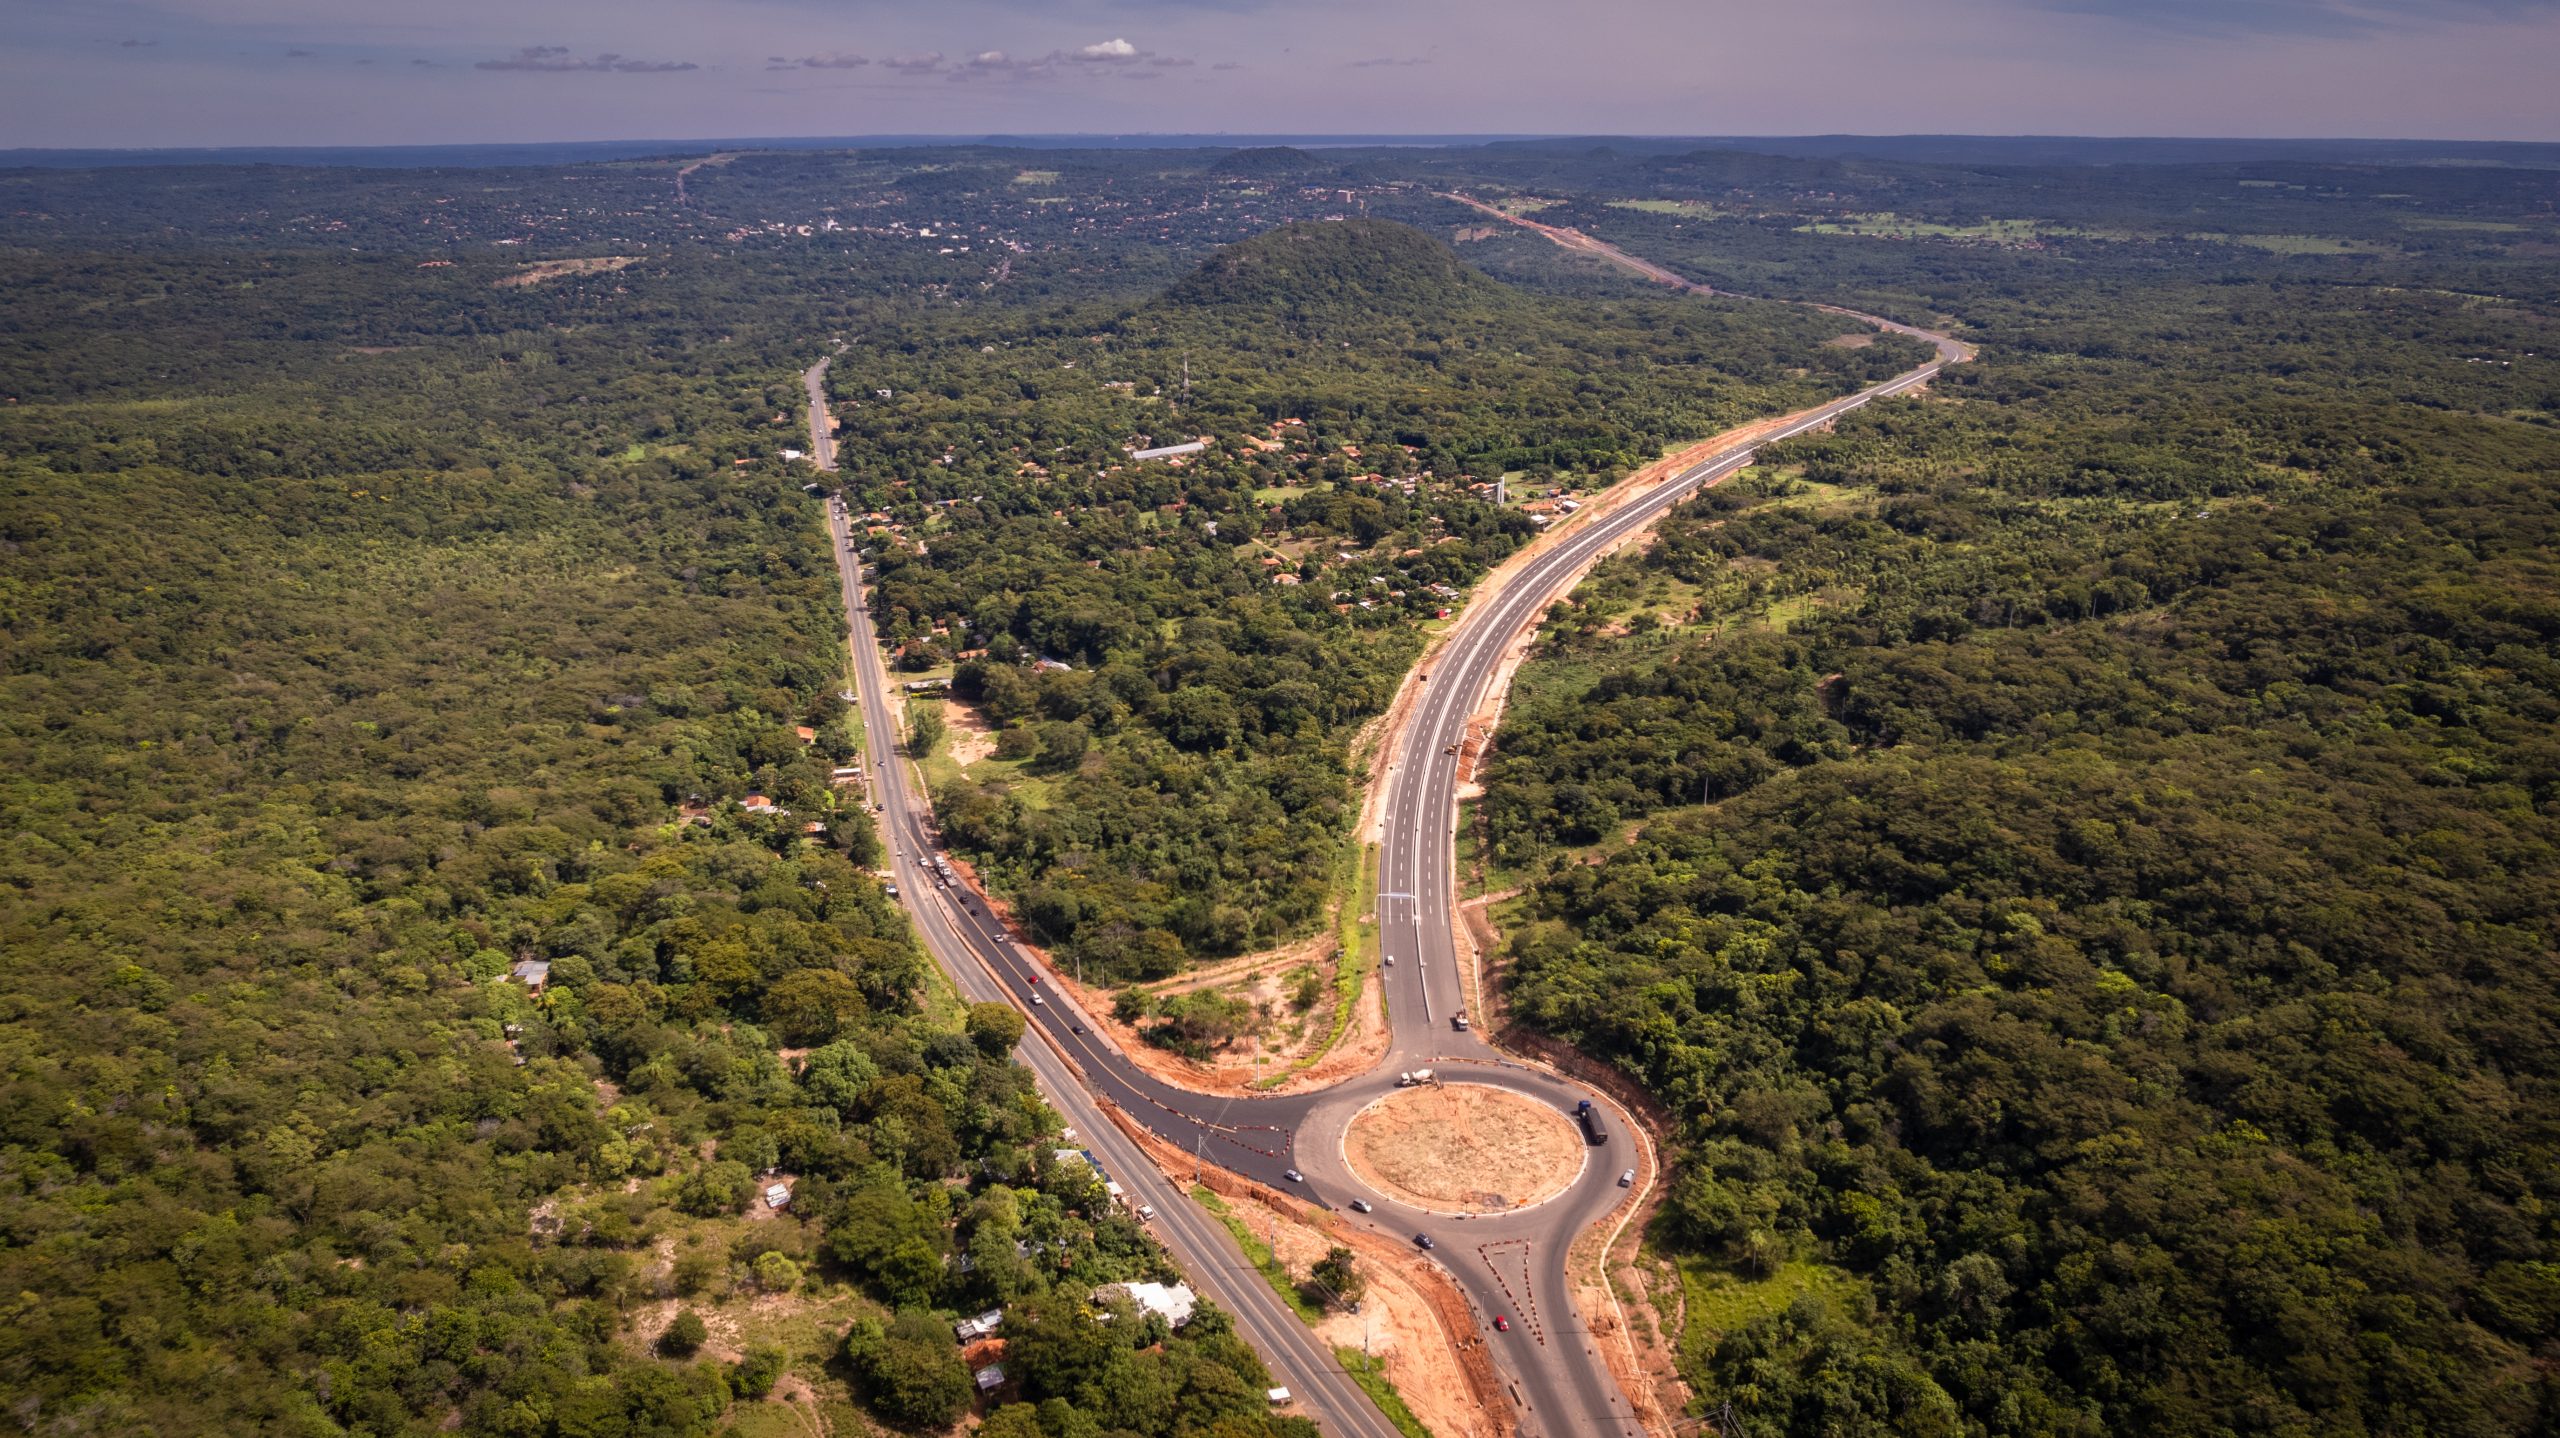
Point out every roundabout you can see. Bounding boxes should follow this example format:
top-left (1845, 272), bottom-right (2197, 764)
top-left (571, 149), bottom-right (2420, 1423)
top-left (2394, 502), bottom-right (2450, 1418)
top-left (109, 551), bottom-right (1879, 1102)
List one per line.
top-left (1343, 1082), bottom-right (1587, 1214)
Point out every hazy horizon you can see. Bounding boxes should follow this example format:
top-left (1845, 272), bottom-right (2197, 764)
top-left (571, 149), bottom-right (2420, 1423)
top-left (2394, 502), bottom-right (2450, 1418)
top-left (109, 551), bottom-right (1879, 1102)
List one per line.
top-left (6, 0), bottom-right (2557, 150)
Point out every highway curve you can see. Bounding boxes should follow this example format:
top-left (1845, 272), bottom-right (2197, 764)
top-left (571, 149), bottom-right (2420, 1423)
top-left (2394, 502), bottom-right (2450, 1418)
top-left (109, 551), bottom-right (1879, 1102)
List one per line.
top-left (810, 244), bottom-right (1971, 1434)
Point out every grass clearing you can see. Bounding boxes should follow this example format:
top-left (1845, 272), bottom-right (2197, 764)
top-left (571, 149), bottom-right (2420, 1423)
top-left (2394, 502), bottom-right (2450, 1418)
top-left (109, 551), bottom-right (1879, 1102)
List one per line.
top-left (1674, 1256), bottom-right (1863, 1360)
top-left (1261, 841), bottom-right (1376, 1087)
top-left (1335, 1348), bottom-right (1435, 1438)
top-left (2185, 231), bottom-right (2390, 255)
top-left (1192, 1186), bottom-right (1324, 1322)
top-left (1794, 213), bottom-right (2123, 244)
top-left (2400, 216), bottom-right (2530, 233)
top-left (1609, 199), bottom-right (1743, 220)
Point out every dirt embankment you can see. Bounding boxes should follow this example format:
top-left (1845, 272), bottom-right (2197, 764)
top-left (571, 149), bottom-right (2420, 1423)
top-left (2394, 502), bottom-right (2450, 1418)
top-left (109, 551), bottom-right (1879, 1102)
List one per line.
top-left (1099, 1103), bottom-right (1512, 1438)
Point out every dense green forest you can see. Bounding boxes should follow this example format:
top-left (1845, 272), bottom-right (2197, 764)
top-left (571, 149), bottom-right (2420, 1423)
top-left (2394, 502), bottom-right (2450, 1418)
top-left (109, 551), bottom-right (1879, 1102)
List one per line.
top-left (835, 218), bottom-right (1915, 978)
top-left (0, 156), bottom-right (1386, 1438)
top-left (5, 136), bottom-right (2557, 1438)
top-left (1480, 179), bottom-right (2560, 1435)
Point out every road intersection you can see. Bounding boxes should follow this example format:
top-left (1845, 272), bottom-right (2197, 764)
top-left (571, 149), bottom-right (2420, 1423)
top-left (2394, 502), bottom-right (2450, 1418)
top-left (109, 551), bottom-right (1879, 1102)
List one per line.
top-left (810, 257), bottom-right (1970, 1434)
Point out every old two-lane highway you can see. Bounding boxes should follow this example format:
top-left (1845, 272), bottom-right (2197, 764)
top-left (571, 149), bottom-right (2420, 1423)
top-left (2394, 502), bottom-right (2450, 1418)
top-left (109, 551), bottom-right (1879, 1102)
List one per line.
top-left (809, 279), bottom-right (1969, 1434)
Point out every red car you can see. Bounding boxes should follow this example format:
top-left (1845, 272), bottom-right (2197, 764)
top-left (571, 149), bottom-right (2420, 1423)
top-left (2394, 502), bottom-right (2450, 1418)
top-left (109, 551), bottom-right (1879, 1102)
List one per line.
top-left (1492, 1315), bottom-right (1510, 1333)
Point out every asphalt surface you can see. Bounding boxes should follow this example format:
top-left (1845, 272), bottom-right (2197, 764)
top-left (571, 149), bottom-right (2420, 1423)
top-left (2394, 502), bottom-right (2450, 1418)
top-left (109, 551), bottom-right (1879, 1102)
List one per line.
top-left (809, 303), bottom-right (1968, 1434)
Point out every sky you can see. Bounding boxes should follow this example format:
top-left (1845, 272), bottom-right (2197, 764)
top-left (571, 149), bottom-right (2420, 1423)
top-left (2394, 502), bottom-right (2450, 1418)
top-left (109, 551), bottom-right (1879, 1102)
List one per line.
top-left (3, 0), bottom-right (2557, 150)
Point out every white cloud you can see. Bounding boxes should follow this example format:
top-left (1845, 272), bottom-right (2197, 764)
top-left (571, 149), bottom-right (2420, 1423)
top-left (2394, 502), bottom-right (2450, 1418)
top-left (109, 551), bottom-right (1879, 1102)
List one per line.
top-left (1075, 37), bottom-right (1141, 61)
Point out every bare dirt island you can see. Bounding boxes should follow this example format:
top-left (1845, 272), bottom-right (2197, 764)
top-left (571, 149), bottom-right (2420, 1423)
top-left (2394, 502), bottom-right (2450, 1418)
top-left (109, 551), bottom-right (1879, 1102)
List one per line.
top-left (495, 255), bottom-right (642, 287)
top-left (1346, 1083), bottom-right (1586, 1213)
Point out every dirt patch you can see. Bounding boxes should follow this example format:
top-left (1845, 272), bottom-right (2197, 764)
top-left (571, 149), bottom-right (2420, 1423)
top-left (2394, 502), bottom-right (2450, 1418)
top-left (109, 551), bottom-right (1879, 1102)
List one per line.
top-left (941, 695), bottom-right (997, 768)
top-left (1346, 1084), bottom-right (1585, 1213)
top-left (1009, 916), bottom-right (1391, 1100)
top-left (1825, 330), bottom-right (1879, 348)
top-left (494, 256), bottom-right (642, 288)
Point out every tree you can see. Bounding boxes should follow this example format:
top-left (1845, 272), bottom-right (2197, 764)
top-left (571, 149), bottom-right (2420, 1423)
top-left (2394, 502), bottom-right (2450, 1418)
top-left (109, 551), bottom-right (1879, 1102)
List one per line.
top-left (800, 1037), bottom-right (882, 1115)
top-left (674, 1160), bottom-right (752, 1218)
top-left (847, 1309), bottom-right (974, 1428)
top-left (764, 968), bottom-right (868, 1045)
top-left (1308, 1247), bottom-right (1366, 1309)
top-left (659, 1308), bottom-right (708, 1357)
top-left (967, 1000), bottom-right (1027, 1055)
top-left (752, 1250), bottom-right (803, 1293)
top-left (734, 1345), bottom-right (787, 1399)
top-left (907, 706), bottom-right (946, 757)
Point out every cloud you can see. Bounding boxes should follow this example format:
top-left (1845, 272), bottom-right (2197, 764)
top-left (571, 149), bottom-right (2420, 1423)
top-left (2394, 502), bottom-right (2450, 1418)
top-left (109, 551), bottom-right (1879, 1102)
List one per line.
top-left (117, 38), bottom-right (155, 49)
top-left (2027, 0), bottom-right (2560, 36)
top-left (768, 51), bottom-right (870, 71)
top-left (936, 37), bottom-right (1196, 81)
top-left (474, 46), bottom-right (698, 74)
top-left (1350, 56), bottom-right (1429, 67)
top-left (1212, 60), bottom-right (1243, 71)
top-left (286, 48), bottom-right (314, 58)
top-left (881, 51), bottom-right (947, 74)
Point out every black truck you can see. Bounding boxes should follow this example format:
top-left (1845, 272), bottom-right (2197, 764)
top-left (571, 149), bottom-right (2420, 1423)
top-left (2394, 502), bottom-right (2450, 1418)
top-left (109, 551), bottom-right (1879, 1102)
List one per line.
top-left (1576, 1098), bottom-right (1609, 1145)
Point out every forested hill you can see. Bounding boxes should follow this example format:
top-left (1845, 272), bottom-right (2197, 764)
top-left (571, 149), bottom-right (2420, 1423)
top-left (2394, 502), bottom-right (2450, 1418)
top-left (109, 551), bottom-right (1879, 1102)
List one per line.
top-left (1162, 218), bottom-right (1496, 316)
top-left (844, 222), bottom-right (1914, 983)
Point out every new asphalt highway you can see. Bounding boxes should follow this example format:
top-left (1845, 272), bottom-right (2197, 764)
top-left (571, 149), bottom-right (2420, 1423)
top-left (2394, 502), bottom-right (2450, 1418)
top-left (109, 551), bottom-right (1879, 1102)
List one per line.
top-left (810, 279), bottom-right (1970, 1433)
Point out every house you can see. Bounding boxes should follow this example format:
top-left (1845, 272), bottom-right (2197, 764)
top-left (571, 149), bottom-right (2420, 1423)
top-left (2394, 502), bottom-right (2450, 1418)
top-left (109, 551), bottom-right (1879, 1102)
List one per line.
top-left (780, 448), bottom-right (806, 461)
top-left (764, 1183), bottom-right (792, 1209)
top-left (954, 1308), bottom-right (1004, 1342)
top-left (974, 1365), bottom-right (1006, 1393)
top-left (795, 725), bottom-right (818, 744)
top-left (1094, 1281), bottom-right (1197, 1329)
top-left (510, 959), bottom-right (552, 991)
top-left (1129, 439), bottom-right (1208, 462)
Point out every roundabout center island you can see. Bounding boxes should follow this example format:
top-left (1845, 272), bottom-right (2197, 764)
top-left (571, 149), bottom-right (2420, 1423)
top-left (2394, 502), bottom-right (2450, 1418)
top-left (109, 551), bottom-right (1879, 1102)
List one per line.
top-left (1343, 1081), bottom-right (1588, 1214)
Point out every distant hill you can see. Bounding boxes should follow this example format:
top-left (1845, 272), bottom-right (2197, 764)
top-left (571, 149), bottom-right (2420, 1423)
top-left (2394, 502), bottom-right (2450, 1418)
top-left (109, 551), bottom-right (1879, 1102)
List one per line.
top-left (1209, 145), bottom-right (1322, 178)
top-left (1163, 218), bottom-right (1495, 315)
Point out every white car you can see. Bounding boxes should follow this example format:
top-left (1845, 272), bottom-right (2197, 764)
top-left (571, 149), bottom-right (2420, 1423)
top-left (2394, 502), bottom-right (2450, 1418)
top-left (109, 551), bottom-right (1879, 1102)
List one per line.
top-left (1619, 1169), bottom-right (1636, 1187)
top-left (1030, 994), bottom-right (1045, 1006)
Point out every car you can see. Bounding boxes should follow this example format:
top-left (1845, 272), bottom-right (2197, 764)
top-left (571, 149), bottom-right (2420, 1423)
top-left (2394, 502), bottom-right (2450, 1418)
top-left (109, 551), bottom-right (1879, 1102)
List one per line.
top-left (1383, 955), bottom-right (1395, 966)
top-left (1030, 994), bottom-right (1046, 1006)
top-left (1444, 744), bottom-right (1459, 756)
top-left (1072, 1023), bottom-right (1087, 1035)
top-left (1451, 1013), bottom-right (1470, 1032)
top-left (1620, 1169), bottom-right (1636, 1187)
top-left (1349, 1199), bottom-right (1373, 1214)
top-left (1414, 1234), bottom-right (1435, 1250)
top-left (1418, 673), bottom-right (1428, 682)
top-left (1283, 1169), bottom-right (1304, 1184)
top-left (1492, 1315), bottom-right (1510, 1333)
top-left (883, 881), bottom-right (899, 898)
top-left (1028, 974), bottom-right (1040, 984)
